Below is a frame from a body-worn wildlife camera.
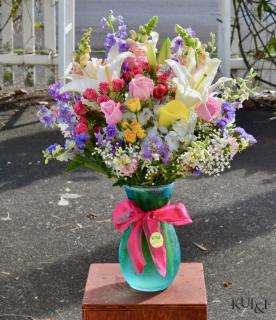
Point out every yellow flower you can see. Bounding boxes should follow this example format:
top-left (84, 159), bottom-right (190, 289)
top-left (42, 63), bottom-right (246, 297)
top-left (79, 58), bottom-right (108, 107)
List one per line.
top-left (158, 100), bottom-right (190, 127)
top-left (124, 129), bottom-right (137, 143)
top-left (125, 98), bottom-right (141, 113)
top-left (121, 120), bottom-right (129, 129)
top-left (136, 129), bottom-right (146, 139)
top-left (129, 120), bottom-right (141, 133)
top-left (79, 52), bottom-right (90, 68)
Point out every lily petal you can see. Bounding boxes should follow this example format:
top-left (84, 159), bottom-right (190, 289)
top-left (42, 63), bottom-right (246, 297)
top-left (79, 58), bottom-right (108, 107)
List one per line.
top-left (193, 57), bottom-right (221, 91)
top-left (60, 78), bottom-right (99, 94)
top-left (175, 81), bottom-right (202, 109)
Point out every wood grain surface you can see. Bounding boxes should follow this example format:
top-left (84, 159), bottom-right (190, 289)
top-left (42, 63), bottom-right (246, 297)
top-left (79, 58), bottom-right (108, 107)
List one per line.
top-left (82, 263), bottom-right (207, 320)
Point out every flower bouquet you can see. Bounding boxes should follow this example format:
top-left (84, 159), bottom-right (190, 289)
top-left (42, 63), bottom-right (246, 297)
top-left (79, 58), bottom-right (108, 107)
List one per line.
top-left (38, 11), bottom-right (256, 292)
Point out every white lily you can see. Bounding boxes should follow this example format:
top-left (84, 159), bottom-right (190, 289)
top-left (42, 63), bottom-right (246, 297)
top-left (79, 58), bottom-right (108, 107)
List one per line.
top-left (60, 45), bottom-right (134, 94)
top-left (166, 58), bottom-right (230, 109)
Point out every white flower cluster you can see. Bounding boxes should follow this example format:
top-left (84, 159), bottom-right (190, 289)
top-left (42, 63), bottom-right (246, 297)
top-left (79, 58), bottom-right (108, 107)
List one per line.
top-left (176, 129), bottom-right (232, 176)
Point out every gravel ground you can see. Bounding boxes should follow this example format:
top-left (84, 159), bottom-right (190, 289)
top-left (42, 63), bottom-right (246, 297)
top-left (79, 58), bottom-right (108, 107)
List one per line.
top-left (0, 107), bottom-right (275, 320)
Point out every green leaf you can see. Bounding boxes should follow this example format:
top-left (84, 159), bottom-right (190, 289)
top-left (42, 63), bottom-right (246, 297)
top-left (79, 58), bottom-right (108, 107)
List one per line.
top-left (257, 3), bottom-right (263, 20)
top-left (82, 160), bottom-right (109, 175)
top-left (266, 37), bottom-right (276, 57)
top-left (65, 155), bottom-right (83, 172)
top-left (157, 37), bottom-right (171, 64)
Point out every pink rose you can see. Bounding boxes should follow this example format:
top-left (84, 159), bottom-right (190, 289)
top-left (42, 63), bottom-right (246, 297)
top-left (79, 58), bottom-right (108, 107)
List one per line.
top-left (100, 100), bottom-right (123, 124)
top-left (129, 74), bottom-right (154, 101)
top-left (73, 101), bottom-right (87, 116)
top-left (195, 97), bottom-right (222, 122)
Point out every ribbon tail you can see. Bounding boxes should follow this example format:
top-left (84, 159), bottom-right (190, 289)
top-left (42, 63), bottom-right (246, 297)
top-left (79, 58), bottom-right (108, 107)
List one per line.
top-left (127, 222), bottom-right (146, 274)
top-left (144, 220), bottom-right (167, 277)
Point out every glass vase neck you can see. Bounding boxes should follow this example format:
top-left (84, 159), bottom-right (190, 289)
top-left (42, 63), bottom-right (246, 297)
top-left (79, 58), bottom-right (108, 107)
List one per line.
top-left (124, 182), bottom-right (175, 211)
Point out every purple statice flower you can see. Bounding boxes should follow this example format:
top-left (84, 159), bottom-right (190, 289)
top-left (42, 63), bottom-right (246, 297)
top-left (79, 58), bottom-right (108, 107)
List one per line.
top-left (143, 131), bottom-right (170, 163)
top-left (74, 95), bottom-right (81, 103)
top-left (104, 124), bottom-right (118, 140)
top-left (193, 167), bottom-right (201, 177)
top-left (37, 106), bottom-right (56, 128)
top-left (171, 36), bottom-right (183, 54)
top-left (101, 13), bottom-right (128, 55)
top-left (58, 106), bottom-right (75, 125)
top-left (171, 36), bottom-right (184, 61)
top-left (95, 131), bottom-right (104, 146)
top-left (185, 27), bottom-right (196, 37)
top-left (48, 82), bottom-right (71, 103)
top-left (213, 102), bottom-right (235, 132)
top-left (75, 133), bottom-right (90, 149)
top-left (46, 144), bottom-right (59, 155)
top-left (234, 127), bottom-right (257, 144)
top-left (104, 33), bottom-right (117, 52)
top-left (100, 17), bottom-right (108, 28)
top-left (118, 40), bottom-right (130, 53)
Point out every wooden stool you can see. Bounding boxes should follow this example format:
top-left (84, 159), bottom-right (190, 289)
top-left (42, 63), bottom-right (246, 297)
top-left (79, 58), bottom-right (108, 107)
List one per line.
top-left (82, 263), bottom-right (207, 320)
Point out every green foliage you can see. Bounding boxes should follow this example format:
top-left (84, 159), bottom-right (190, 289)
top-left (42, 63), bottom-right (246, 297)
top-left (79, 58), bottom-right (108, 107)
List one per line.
top-left (34, 21), bottom-right (44, 30)
top-left (208, 32), bottom-right (216, 55)
top-left (74, 27), bottom-right (93, 60)
top-left (137, 16), bottom-right (158, 42)
top-left (257, 0), bottom-right (274, 19)
top-left (175, 24), bottom-right (199, 49)
top-left (265, 37), bottom-right (276, 57)
top-left (223, 68), bottom-right (257, 102)
top-left (11, 0), bottom-right (21, 20)
top-left (157, 37), bottom-right (171, 64)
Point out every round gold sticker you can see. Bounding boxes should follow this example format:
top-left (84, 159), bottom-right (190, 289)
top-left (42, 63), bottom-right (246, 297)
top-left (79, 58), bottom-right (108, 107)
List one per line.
top-left (150, 232), bottom-right (164, 248)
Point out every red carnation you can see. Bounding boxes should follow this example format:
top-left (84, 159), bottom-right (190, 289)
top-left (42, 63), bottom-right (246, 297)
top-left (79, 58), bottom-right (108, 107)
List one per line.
top-left (99, 82), bottom-right (110, 94)
top-left (76, 122), bottom-right (88, 135)
top-left (97, 95), bottom-right (110, 105)
top-left (93, 124), bottom-right (101, 133)
top-left (79, 116), bottom-right (88, 125)
top-left (73, 101), bottom-right (87, 116)
top-left (157, 73), bottom-right (169, 84)
top-left (153, 84), bottom-right (168, 100)
top-left (83, 88), bottom-right (98, 101)
top-left (112, 78), bottom-right (125, 92)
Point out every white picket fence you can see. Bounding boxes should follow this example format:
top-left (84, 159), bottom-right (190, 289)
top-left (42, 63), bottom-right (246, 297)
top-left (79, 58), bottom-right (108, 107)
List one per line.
top-left (0, 0), bottom-right (74, 88)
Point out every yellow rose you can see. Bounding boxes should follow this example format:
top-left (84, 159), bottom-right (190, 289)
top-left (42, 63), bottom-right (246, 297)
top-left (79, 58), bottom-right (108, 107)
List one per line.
top-left (125, 98), bottom-right (141, 113)
top-left (121, 120), bottom-right (129, 129)
top-left (158, 100), bottom-right (190, 127)
top-left (136, 129), bottom-right (146, 139)
top-left (129, 120), bottom-right (141, 133)
top-left (124, 129), bottom-right (137, 143)
top-left (79, 52), bottom-right (90, 68)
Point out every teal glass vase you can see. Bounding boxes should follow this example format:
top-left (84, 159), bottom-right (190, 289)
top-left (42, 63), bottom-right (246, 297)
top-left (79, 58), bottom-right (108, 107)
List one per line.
top-left (119, 182), bottom-right (181, 292)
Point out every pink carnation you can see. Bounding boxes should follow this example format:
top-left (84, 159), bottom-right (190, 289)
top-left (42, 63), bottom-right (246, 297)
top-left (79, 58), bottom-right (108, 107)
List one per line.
top-left (97, 95), bottom-right (110, 105)
top-left (83, 88), bottom-right (98, 101)
top-left (73, 101), bottom-right (87, 116)
top-left (120, 159), bottom-right (138, 177)
top-left (99, 82), bottom-right (110, 94)
top-left (112, 78), bottom-right (125, 92)
top-left (129, 74), bottom-right (154, 101)
top-left (100, 100), bottom-right (123, 124)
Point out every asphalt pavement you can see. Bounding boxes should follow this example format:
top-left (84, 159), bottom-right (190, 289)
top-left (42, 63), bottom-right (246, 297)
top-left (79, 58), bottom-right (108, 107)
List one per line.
top-left (0, 106), bottom-right (275, 320)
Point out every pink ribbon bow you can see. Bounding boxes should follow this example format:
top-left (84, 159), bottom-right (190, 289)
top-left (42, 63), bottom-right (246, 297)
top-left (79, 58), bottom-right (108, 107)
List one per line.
top-left (113, 200), bottom-right (192, 277)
